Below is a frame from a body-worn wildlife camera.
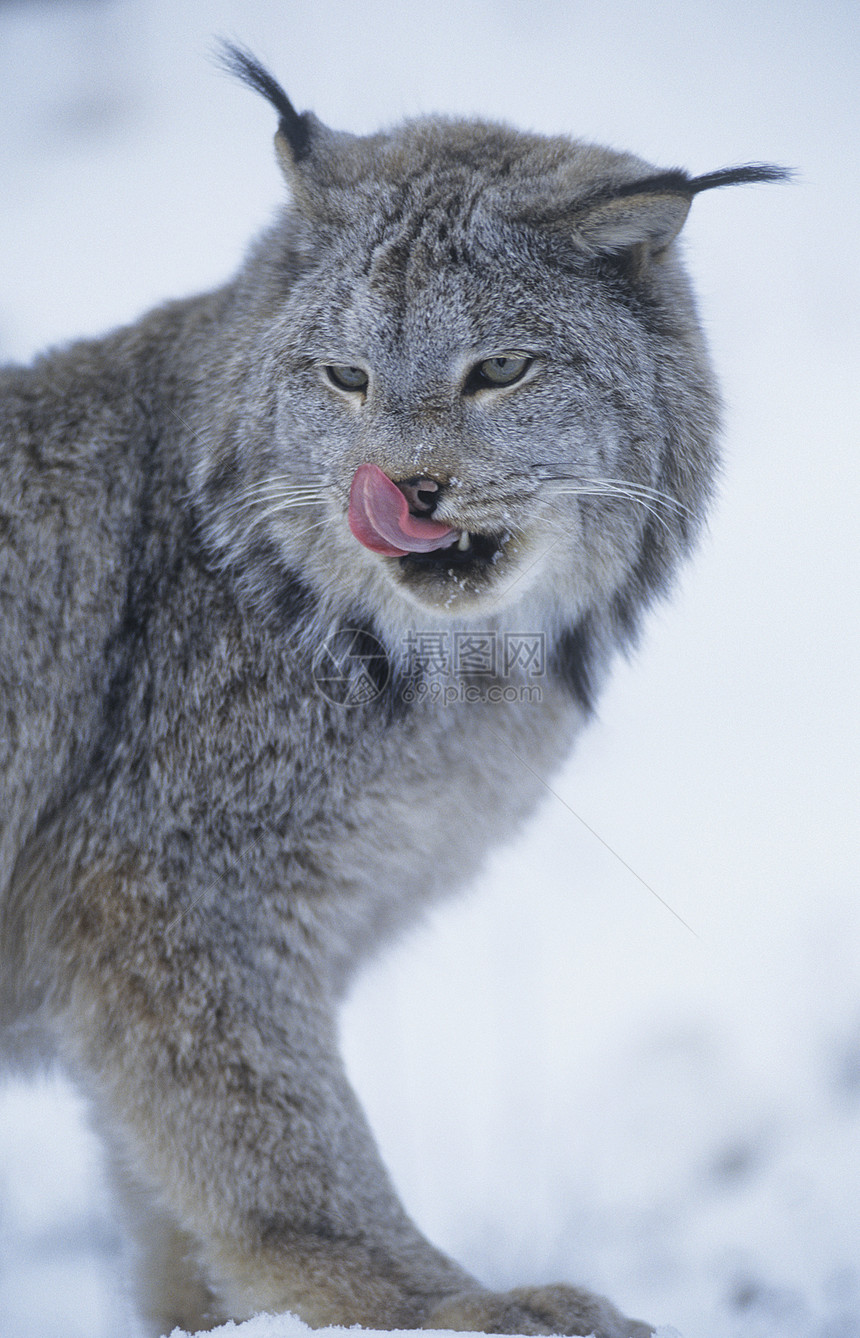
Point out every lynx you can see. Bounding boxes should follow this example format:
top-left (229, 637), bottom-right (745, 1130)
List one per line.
top-left (0, 43), bottom-right (785, 1338)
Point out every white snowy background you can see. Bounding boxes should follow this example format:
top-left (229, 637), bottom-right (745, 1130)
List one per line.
top-left (0, 2), bottom-right (858, 1336)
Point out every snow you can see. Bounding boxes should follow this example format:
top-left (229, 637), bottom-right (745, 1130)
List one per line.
top-left (0, 2), bottom-right (858, 1337)
top-left (168, 1321), bottom-right (684, 1338)
top-left (165, 1321), bottom-right (685, 1338)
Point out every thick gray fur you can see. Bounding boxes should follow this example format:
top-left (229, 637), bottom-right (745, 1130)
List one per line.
top-left (0, 45), bottom-right (783, 1338)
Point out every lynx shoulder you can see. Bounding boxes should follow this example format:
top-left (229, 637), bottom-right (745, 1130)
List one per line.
top-left (0, 42), bottom-right (785, 1338)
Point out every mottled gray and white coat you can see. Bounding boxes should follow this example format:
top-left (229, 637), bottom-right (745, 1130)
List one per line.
top-left (0, 45), bottom-right (782, 1338)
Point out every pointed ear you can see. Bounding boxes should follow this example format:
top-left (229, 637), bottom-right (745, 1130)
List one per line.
top-left (215, 40), bottom-right (316, 177)
top-left (571, 163), bottom-right (791, 257)
top-left (572, 186), bottom-right (691, 255)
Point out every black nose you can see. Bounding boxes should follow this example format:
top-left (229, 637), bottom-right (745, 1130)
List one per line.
top-left (395, 476), bottom-right (442, 515)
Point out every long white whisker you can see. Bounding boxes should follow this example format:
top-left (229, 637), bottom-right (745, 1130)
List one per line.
top-left (597, 479), bottom-right (696, 521)
top-left (234, 496), bottom-right (325, 516)
top-left (230, 480), bottom-right (329, 506)
top-left (283, 516), bottom-right (339, 541)
top-left (552, 481), bottom-right (683, 512)
top-left (551, 481), bottom-right (690, 520)
top-left (232, 487), bottom-right (327, 507)
top-left (237, 482), bottom-right (327, 498)
top-left (552, 486), bottom-right (674, 535)
top-left (231, 489), bottom-right (328, 516)
top-left (235, 473), bottom-right (328, 491)
top-left (551, 484), bottom-right (677, 509)
top-left (251, 499), bottom-right (328, 524)
top-left (548, 475), bottom-right (696, 521)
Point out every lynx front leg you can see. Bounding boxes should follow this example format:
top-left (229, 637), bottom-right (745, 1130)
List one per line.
top-left (107, 1156), bottom-right (227, 1334)
top-left (60, 869), bottom-right (650, 1337)
top-left (58, 870), bottom-right (479, 1332)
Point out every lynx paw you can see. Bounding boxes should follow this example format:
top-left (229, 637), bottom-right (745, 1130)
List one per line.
top-left (424, 1283), bottom-right (653, 1337)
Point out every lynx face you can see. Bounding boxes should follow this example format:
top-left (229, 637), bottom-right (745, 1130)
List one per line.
top-left (230, 153), bottom-right (711, 633)
top-left (196, 52), bottom-right (782, 673)
top-left (268, 231), bottom-right (634, 618)
top-left (314, 237), bottom-right (651, 619)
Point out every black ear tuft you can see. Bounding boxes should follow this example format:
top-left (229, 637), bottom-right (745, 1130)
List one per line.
top-left (611, 169), bottom-right (696, 200)
top-left (611, 162), bottom-right (792, 202)
top-left (690, 162), bottom-right (794, 194)
top-left (214, 39), bottom-right (312, 162)
top-left (568, 160), bottom-right (792, 255)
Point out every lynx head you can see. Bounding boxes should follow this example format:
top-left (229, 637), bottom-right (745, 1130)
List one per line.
top-left (202, 44), bottom-right (786, 695)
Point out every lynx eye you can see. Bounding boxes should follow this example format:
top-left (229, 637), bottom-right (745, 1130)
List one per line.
top-left (325, 364), bottom-right (369, 392)
top-left (465, 353), bottom-right (532, 393)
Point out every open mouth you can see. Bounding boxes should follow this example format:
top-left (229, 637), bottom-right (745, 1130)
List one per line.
top-left (347, 463), bottom-right (509, 585)
top-left (399, 530), bottom-right (505, 571)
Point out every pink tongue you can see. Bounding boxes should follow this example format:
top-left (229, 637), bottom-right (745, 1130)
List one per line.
top-left (348, 463), bottom-right (459, 557)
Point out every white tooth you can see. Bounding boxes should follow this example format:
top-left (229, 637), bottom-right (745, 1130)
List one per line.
top-left (457, 531), bottom-right (471, 551)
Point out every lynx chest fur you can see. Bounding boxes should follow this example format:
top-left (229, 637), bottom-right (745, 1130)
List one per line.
top-left (0, 44), bottom-right (783, 1338)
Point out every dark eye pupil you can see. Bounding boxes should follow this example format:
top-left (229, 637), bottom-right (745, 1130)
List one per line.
top-left (327, 365), bottom-right (368, 391)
